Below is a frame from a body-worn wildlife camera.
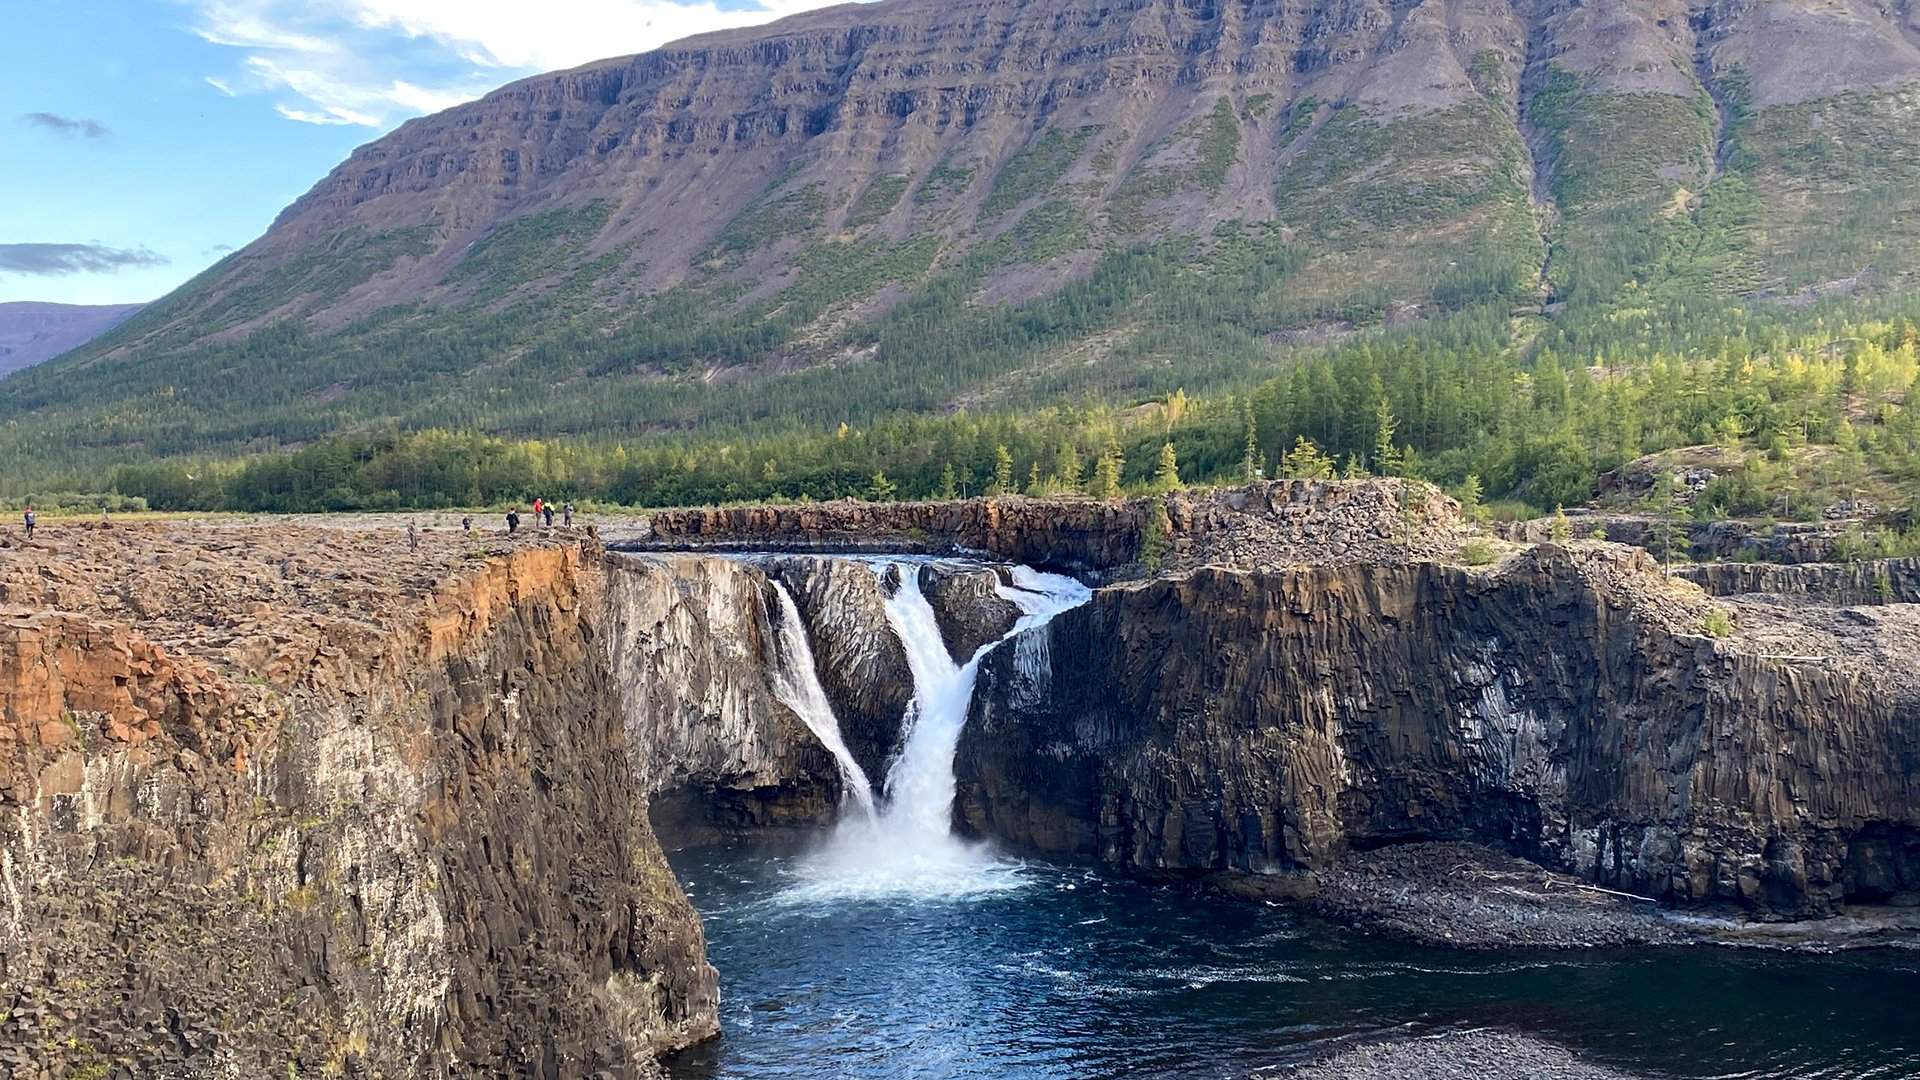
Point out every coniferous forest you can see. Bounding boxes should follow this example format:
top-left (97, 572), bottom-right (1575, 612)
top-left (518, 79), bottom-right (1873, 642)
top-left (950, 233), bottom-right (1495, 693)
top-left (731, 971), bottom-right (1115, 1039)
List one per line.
top-left (46, 299), bottom-right (1920, 527)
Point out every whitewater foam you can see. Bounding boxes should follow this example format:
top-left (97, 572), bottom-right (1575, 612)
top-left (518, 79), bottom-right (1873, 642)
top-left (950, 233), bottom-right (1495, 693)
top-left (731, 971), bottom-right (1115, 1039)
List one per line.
top-left (780, 559), bottom-right (1089, 903)
top-left (767, 579), bottom-right (877, 818)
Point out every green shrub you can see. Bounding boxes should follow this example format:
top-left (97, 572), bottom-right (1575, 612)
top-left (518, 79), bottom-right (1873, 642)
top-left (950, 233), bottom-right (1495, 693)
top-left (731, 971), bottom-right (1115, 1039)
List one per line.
top-left (1458, 538), bottom-right (1499, 566)
top-left (1701, 607), bottom-right (1734, 638)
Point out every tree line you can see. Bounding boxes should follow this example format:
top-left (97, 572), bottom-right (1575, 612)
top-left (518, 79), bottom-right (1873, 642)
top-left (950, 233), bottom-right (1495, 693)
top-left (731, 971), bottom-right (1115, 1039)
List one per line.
top-left (73, 314), bottom-right (1918, 518)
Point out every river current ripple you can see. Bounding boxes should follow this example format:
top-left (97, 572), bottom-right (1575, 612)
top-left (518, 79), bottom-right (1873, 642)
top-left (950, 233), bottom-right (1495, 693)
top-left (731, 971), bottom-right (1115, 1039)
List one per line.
top-left (664, 839), bottom-right (1920, 1080)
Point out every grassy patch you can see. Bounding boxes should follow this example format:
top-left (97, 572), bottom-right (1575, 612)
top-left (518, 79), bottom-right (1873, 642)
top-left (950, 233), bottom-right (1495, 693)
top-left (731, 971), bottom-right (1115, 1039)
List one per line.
top-left (982, 126), bottom-right (1101, 217)
top-left (1109, 99), bottom-right (1241, 230)
top-left (914, 160), bottom-right (974, 204)
top-left (703, 184), bottom-right (827, 266)
top-left (447, 201), bottom-right (613, 304)
top-left (846, 175), bottom-right (910, 229)
top-left (205, 224), bottom-right (438, 329)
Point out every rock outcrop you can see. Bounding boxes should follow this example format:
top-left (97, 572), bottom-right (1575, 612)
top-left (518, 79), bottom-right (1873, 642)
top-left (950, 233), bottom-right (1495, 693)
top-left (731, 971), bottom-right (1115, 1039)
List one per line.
top-left (1500, 512), bottom-right (1898, 565)
top-left (629, 480), bottom-right (1466, 578)
top-left (596, 551), bottom-right (1027, 839)
top-left (1678, 556), bottom-right (1920, 605)
top-left (0, 524), bottom-right (718, 1077)
top-left (955, 543), bottom-right (1920, 917)
top-left (605, 553), bottom-right (846, 835)
top-left (918, 563), bottom-right (1021, 660)
top-left (759, 556), bottom-right (915, 786)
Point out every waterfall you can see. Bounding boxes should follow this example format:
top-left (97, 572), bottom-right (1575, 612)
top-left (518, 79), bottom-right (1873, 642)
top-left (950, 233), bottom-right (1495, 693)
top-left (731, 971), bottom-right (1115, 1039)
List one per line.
top-left (780, 559), bottom-right (1090, 903)
top-left (767, 580), bottom-right (877, 818)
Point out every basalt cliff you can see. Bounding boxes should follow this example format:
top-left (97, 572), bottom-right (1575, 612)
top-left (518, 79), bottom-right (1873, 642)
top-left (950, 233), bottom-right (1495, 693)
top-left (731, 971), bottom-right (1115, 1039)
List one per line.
top-left (955, 544), bottom-right (1920, 915)
top-left (3, 482), bottom-right (1918, 1072)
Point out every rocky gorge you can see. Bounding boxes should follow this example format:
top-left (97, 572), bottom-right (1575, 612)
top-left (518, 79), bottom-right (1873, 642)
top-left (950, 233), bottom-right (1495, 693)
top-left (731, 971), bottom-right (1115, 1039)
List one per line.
top-left (2, 480), bottom-right (1918, 1074)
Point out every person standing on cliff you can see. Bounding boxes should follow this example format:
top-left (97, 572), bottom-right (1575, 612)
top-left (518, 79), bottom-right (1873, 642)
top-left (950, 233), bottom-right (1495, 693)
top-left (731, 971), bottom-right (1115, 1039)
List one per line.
top-left (506, 507), bottom-right (520, 535)
top-left (408, 521), bottom-right (420, 553)
top-left (461, 514), bottom-right (473, 533)
top-left (562, 502), bottom-right (574, 528)
top-left (532, 497), bottom-right (544, 521)
top-left (22, 505), bottom-right (34, 541)
top-left (542, 502), bottom-right (555, 529)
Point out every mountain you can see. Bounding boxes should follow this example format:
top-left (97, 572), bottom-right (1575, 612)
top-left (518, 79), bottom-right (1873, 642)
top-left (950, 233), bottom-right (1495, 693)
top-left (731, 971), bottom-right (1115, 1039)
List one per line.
top-left (0, 302), bottom-right (142, 379)
top-left (6, 0), bottom-right (1920, 479)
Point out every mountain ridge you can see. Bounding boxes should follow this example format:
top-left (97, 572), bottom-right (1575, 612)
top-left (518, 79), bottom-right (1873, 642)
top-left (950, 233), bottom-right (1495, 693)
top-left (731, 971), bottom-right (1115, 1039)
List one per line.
top-left (5, 0), bottom-right (1920, 483)
top-left (0, 301), bottom-right (143, 380)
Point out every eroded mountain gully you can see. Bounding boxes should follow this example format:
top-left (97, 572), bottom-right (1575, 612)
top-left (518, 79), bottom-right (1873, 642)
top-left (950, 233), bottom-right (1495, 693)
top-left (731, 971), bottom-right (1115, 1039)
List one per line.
top-left (2, 488), bottom-right (1916, 1074)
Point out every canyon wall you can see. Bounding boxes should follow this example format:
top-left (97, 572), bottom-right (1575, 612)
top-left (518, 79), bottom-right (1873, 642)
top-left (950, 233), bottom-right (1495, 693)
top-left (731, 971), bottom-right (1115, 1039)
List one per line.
top-left (955, 544), bottom-right (1920, 916)
top-left (6, 509), bottom-right (1918, 1075)
top-left (0, 530), bottom-right (716, 1078)
top-left (606, 553), bottom-right (843, 835)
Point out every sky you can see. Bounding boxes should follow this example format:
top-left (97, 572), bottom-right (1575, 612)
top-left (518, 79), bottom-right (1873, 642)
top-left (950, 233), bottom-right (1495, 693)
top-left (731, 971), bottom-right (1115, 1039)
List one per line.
top-left (0, 0), bottom-right (855, 306)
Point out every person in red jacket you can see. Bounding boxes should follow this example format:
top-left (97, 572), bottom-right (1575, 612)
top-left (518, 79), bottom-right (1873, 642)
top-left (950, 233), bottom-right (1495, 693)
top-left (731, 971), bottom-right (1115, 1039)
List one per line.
top-left (532, 497), bottom-right (544, 521)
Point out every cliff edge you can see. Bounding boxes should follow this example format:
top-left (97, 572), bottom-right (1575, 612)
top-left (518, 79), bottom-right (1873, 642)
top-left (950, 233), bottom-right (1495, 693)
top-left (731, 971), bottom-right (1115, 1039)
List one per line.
top-left (0, 522), bottom-right (716, 1078)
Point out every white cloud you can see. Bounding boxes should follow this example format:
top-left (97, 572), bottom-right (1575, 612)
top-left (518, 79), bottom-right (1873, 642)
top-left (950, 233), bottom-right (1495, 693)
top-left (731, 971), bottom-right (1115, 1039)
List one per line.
top-left (386, 79), bottom-right (477, 114)
top-left (276, 104), bottom-right (381, 126)
top-left (190, 0), bottom-right (858, 128)
top-left (192, 1), bottom-right (343, 53)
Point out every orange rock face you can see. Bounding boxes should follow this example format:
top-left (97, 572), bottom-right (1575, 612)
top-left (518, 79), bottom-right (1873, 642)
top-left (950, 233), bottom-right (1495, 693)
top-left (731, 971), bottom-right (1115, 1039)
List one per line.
top-left (0, 520), bottom-right (716, 1077)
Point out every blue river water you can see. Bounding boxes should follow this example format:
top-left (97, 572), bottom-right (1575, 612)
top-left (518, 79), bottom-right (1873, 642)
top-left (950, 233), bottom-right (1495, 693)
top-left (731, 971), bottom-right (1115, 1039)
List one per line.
top-left (663, 838), bottom-right (1920, 1080)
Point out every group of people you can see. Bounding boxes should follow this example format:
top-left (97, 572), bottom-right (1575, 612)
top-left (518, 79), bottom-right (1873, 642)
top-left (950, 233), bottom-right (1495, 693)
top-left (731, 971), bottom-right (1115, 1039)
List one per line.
top-left (395, 499), bottom-right (578, 550)
top-left (500, 498), bottom-right (574, 536)
top-left (19, 501), bottom-right (588, 551)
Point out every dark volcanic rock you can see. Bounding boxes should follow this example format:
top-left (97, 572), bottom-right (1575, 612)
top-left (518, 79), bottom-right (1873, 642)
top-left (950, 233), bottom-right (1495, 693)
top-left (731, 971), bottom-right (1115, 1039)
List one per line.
top-left (1302, 842), bottom-right (1686, 948)
top-left (764, 555), bottom-right (915, 784)
top-left (955, 543), bottom-right (1920, 918)
top-left (1678, 556), bottom-right (1920, 604)
top-left (634, 480), bottom-right (1465, 578)
top-left (920, 564), bottom-right (1021, 659)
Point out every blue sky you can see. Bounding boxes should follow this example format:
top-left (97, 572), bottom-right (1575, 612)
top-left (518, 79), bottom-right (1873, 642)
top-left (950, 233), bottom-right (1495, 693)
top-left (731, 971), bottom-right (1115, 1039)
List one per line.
top-left (0, 0), bottom-right (844, 306)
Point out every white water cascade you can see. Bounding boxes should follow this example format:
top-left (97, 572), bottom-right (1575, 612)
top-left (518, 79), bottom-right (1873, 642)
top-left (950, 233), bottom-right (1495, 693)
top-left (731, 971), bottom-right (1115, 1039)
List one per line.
top-left (766, 580), bottom-right (878, 819)
top-left (781, 559), bottom-right (1090, 903)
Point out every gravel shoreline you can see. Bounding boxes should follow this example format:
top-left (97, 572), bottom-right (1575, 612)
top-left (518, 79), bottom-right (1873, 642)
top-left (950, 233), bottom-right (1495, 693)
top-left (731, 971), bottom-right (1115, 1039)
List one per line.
top-left (1214, 841), bottom-right (1920, 950)
top-left (1259, 1030), bottom-right (1646, 1079)
top-left (1306, 842), bottom-right (1688, 948)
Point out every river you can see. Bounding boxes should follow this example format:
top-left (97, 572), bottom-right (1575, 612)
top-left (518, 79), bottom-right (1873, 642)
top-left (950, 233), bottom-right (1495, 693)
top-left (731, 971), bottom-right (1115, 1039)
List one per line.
top-left (664, 838), bottom-right (1920, 1079)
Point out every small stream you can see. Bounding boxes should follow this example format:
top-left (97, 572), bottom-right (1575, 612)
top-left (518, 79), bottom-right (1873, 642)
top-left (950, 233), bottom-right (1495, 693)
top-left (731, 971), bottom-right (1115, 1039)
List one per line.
top-left (664, 838), bottom-right (1920, 1080)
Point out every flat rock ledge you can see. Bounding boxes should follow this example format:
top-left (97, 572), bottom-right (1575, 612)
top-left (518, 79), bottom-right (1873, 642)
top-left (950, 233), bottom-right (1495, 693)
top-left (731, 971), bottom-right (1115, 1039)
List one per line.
top-left (1263, 1030), bottom-right (1645, 1080)
top-left (1217, 843), bottom-right (1920, 951)
top-left (1306, 842), bottom-right (1690, 949)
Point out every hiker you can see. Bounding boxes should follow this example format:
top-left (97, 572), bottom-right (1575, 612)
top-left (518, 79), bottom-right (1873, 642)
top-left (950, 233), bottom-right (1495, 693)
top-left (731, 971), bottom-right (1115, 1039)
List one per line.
top-left (532, 497), bottom-right (544, 521)
top-left (461, 514), bottom-right (473, 532)
top-left (542, 502), bottom-right (555, 528)
top-left (506, 507), bottom-right (521, 535)
top-left (22, 506), bottom-right (34, 540)
top-left (562, 502), bottom-right (574, 527)
top-left (408, 521), bottom-right (420, 553)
